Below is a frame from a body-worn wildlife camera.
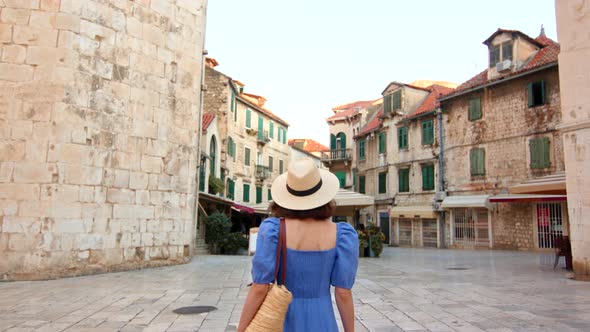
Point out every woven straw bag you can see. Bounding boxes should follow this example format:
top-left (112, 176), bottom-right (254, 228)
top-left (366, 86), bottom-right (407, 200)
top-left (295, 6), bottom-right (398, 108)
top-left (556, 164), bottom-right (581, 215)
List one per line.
top-left (246, 219), bottom-right (293, 332)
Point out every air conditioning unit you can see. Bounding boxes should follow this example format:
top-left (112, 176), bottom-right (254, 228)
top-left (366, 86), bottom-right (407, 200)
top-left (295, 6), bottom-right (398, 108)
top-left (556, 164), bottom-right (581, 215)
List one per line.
top-left (434, 191), bottom-right (447, 202)
top-left (496, 59), bottom-right (512, 72)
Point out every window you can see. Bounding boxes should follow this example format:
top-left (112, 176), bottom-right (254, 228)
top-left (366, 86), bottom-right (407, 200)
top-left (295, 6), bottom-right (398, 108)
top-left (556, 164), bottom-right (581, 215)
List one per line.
top-left (384, 93), bottom-right (392, 113)
top-left (469, 97), bottom-right (482, 121)
top-left (230, 90), bottom-right (237, 122)
top-left (243, 183), bottom-right (250, 202)
top-left (359, 139), bottom-right (366, 160)
top-left (226, 179), bottom-right (235, 199)
top-left (398, 126), bottom-right (408, 150)
top-left (279, 160), bottom-right (284, 174)
top-left (528, 80), bottom-right (546, 107)
top-left (209, 136), bottom-right (216, 177)
top-left (256, 186), bottom-right (262, 204)
top-left (278, 127), bottom-right (286, 144)
top-left (398, 168), bottom-right (409, 192)
top-left (489, 45), bottom-right (500, 67)
top-left (392, 90), bottom-right (401, 110)
top-left (244, 147), bottom-right (251, 166)
top-left (358, 175), bottom-right (366, 194)
top-left (245, 109), bottom-right (251, 128)
top-left (268, 188), bottom-right (272, 201)
top-left (257, 116), bottom-right (264, 141)
top-left (199, 162), bottom-right (206, 192)
top-left (335, 171), bottom-right (346, 188)
top-left (530, 137), bottom-right (550, 169)
top-left (470, 148), bottom-right (485, 176)
top-left (268, 156), bottom-right (273, 171)
top-left (421, 119), bottom-right (434, 145)
top-left (227, 137), bottom-right (235, 160)
top-left (269, 121), bottom-right (274, 138)
top-left (378, 132), bottom-right (386, 154)
top-left (422, 164), bottom-right (434, 191)
top-left (378, 172), bottom-right (387, 194)
top-left (502, 42), bottom-right (513, 61)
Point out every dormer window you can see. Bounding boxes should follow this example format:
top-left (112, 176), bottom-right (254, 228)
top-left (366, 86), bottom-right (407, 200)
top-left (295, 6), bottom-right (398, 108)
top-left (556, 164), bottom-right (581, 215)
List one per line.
top-left (384, 90), bottom-right (402, 113)
top-left (489, 41), bottom-right (513, 68)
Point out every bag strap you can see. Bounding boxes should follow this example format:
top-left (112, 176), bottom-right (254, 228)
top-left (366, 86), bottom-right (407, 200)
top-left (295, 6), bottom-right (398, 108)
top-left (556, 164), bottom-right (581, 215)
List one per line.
top-left (273, 218), bottom-right (287, 285)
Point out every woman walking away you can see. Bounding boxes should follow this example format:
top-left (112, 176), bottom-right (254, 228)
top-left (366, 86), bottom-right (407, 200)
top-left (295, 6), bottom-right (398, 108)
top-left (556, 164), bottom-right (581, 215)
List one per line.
top-left (237, 158), bottom-right (359, 332)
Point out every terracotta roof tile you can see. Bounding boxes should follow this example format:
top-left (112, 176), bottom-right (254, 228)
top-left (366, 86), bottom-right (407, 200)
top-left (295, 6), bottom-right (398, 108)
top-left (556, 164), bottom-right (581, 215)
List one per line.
top-left (202, 113), bottom-right (215, 133)
top-left (288, 139), bottom-right (329, 152)
top-left (405, 85), bottom-right (455, 120)
top-left (356, 106), bottom-right (384, 138)
top-left (444, 34), bottom-right (559, 100)
top-left (327, 100), bottom-right (377, 121)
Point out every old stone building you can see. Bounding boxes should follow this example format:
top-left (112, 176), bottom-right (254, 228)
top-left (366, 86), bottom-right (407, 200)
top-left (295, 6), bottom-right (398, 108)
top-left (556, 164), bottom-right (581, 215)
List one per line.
top-left (439, 28), bottom-right (565, 251)
top-left (202, 60), bottom-right (289, 213)
top-left (288, 138), bottom-right (328, 169)
top-left (0, 0), bottom-right (208, 280)
top-left (556, 0), bottom-right (590, 280)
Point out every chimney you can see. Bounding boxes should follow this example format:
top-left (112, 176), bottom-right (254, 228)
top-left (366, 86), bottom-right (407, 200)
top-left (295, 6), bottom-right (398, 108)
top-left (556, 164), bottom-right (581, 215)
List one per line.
top-left (539, 24), bottom-right (546, 37)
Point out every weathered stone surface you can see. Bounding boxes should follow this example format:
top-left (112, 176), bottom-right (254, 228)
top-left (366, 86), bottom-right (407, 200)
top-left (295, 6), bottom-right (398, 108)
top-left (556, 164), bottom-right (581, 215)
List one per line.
top-left (0, 0), bottom-right (207, 280)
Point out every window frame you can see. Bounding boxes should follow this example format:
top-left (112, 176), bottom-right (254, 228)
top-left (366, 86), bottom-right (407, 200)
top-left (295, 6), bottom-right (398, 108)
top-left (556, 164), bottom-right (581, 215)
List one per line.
top-left (378, 132), bottom-right (386, 154)
top-left (421, 119), bottom-right (434, 145)
top-left (359, 175), bottom-right (366, 194)
top-left (398, 168), bottom-right (410, 193)
top-left (421, 164), bottom-right (435, 191)
top-left (378, 172), bottom-right (387, 194)
top-left (244, 147), bottom-right (251, 166)
top-left (529, 137), bottom-right (551, 169)
top-left (392, 90), bottom-right (402, 110)
top-left (470, 148), bottom-right (486, 176)
top-left (489, 45), bottom-right (500, 68)
top-left (243, 183), bottom-right (250, 202)
top-left (468, 97), bottom-right (482, 121)
top-left (527, 80), bottom-right (546, 108)
top-left (359, 139), bottom-right (366, 160)
top-left (398, 126), bottom-right (408, 150)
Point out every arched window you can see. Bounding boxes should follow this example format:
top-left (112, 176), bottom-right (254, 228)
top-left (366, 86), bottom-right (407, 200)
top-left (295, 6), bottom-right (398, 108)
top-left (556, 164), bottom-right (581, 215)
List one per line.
top-left (210, 136), bottom-right (217, 177)
top-left (336, 132), bottom-right (346, 150)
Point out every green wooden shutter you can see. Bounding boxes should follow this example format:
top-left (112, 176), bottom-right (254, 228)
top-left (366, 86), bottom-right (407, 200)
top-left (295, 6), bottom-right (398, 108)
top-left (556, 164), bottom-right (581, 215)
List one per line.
top-left (330, 134), bottom-right (336, 150)
top-left (283, 128), bottom-right (287, 144)
top-left (470, 148), bottom-right (485, 175)
top-left (229, 179), bottom-right (235, 199)
top-left (530, 137), bottom-right (551, 169)
top-left (335, 171), bottom-right (346, 188)
top-left (269, 121), bottom-right (274, 138)
top-left (378, 172), bottom-right (387, 194)
top-left (246, 109), bottom-right (251, 128)
top-left (268, 188), bottom-right (272, 201)
top-left (279, 160), bottom-right (284, 174)
top-left (243, 184), bottom-right (250, 202)
top-left (540, 80), bottom-right (546, 105)
top-left (469, 98), bottom-right (481, 120)
top-left (378, 132), bottom-right (386, 154)
top-left (399, 169), bottom-right (409, 192)
top-left (359, 175), bottom-right (365, 194)
top-left (398, 127), bottom-right (408, 149)
top-left (422, 119), bottom-right (433, 145)
top-left (257, 116), bottom-right (263, 140)
top-left (359, 139), bottom-right (365, 160)
top-left (422, 165), bottom-right (434, 190)
top-left (256, 186), bottom-right (262, 204)
top-left (529, 138), bottom-right (539, 168)
top-left (527, 82), bottom-right (534, 107)
top-left (268, 156), bottom-right (273, 171)
top-left (337, 132), bottom-right (346, 150)
top-left (244, 148), bottom-right (250, 166)
top-left (230, 91), bottom-right (235, 114)
top-left (384, 94), bottom-right (392, 113)
top-left (199, 165), bottom-right (205, 192)
top-left (541, 137), bottom-right (550, 168)
top-left (393, 90), bottom-right (401, 110)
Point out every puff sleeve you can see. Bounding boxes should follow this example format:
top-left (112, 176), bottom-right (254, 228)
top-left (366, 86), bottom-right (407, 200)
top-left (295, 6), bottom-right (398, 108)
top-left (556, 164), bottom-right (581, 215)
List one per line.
top-left (330, 222), bottom-right (359, 289)
top-left (251, 217), bottom-right (280, 284)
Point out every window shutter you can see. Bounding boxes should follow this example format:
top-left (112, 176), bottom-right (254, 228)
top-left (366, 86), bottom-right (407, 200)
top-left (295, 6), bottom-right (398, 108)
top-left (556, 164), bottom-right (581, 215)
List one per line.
top-left (469, 98), bottom-right (481, 120)
top-left (422, 119), bottom-right (434, 145)
top-left (422, 166), bottom-right (427, 190)
top-left (359, 139), bottom-right (365, 159)
top-left (529, 139), bottom-right (538, 168)
top-left (230, 91), bottom-right (235, 113)
top-left (283, 128), bottom-right (287, 144)
top-left (399, 169), bottom-right (409, 192)
top-left (269, 121), bottom-right (274, 138)
top-left (269, 156), bottom-right (273, 170)
top-left (228, 180), bottom-right (235, 199)
top-left (245, 148), bottom-right (250, 166)
top-left (378, 132), bottom-right (386, 154)
top-left (279, 160), bottom-right (284, 174)
top-left (393, 90), bottom-right (401, 110)
top-left (470, 149), bottom-right (477, 175)
top-left (384, 94), bottom-right (392, 113)
top-left (243, 184), bottom-right (250, 202)
top-left (378, 172), bottom-right (386, 194)
top-left (338, 133), bottom-right (346, 150)
top-left (542, 137), bottom-right (550, 168)
top-left (257, 116), bottom-right (263, 140)
top-left (246, 109), bottom-right (251, 128)
top-left (330, 134), bottom-right (336, 150)
top-left (268, 189), bottom-right (272, 201)
top-left (256, 186), bottom-right (262, 204)
top-left (359, 175), bottom-right (365, 194)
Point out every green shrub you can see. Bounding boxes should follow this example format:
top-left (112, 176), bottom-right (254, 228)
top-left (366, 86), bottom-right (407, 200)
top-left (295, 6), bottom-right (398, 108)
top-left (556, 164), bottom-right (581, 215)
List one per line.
top-left (204, 212), bottom-right (231, 254)
top-left (221, 232), bottom-right (249, 255)
top-left (366, 222), bottom-right (385, 257)
top-left (208, 175), bottom-right (225, 194)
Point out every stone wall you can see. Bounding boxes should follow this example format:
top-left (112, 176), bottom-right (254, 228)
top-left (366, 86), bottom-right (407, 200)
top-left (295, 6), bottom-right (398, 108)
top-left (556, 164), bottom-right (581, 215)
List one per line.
top-left (0, 0), bottom-right (207, 280)
top-left (556, 0), bottom-right (590, 280)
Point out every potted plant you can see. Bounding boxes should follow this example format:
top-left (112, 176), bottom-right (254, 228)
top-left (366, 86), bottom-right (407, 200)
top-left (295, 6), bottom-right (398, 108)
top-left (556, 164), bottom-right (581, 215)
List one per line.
top-left (208, 175), bottom-right (225, 195)
top-left (366, 222), bottom-right (386, 257)
top-left (357, 228), bottom-right (369, 257)
top-left (204, 212), bottom-right (231, 254)
top-left (220, 232), bottom-right (249, 255)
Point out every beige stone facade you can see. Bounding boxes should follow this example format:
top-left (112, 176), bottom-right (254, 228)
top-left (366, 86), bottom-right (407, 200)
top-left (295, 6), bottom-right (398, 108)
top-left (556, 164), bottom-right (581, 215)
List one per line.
top-left (202, 63), bottom-right (289, 209)
top-left (0, 0), bottom-right (208, 280)
top-left (556, 0), bottom-right (590, 280)
top-left (440, 29), bottom-right (565, 251)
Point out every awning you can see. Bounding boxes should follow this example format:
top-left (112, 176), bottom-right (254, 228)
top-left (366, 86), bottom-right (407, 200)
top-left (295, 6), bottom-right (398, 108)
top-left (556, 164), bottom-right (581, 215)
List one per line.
top-left (251, 202), bottom-right (271, 215)
top-left (334, 189), bottom-right (374, 216)
top-left (232, 203), bottom-right (255, 214)
top-left (510, 172), bottom-right (566, 194)
top-left (441, 195), bottom-right (491, 209)
top-left (490, 194), bottom-right (567, 203)
top-left (391, 205), bottom-right (437, 219)
top-left (199, 192), bottom-right (234, 205)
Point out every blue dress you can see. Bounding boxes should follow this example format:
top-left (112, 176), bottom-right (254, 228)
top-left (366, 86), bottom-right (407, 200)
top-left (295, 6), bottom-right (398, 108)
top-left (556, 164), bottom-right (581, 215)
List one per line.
top-left (252, 217), bottom-right (359, 332)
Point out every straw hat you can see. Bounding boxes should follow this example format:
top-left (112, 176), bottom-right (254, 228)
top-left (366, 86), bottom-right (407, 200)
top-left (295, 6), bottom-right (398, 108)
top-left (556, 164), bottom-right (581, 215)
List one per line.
top-left (271, 158), bottom-right (339, 211)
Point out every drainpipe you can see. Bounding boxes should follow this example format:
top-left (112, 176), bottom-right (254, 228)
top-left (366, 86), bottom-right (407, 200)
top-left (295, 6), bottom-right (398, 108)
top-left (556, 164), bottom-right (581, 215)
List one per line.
top-left (192, 4), bottom-right (208, 253)
top-left (436, 107), bottom-right (446, 248)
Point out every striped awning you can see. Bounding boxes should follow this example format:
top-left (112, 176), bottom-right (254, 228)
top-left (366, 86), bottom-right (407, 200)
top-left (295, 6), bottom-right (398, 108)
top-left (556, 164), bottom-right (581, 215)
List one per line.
top-left (510, 172), bottom-right (566, 194)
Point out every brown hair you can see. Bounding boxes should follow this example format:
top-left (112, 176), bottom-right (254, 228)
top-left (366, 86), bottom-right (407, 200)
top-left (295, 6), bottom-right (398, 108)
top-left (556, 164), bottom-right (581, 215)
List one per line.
top-left (269, 200), bottom-right (336, 221)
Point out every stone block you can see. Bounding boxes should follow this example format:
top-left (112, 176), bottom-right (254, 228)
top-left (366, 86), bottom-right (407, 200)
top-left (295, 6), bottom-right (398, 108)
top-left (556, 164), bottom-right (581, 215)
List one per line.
top-left (113, 169), bottom-right (130, 188)
top-left (0, 63), bottom-right (34, 82)
top-left (80, 20), bottom-right (115, 45)
top-left (141, 155), bottom-right (162, 174)
top-left (29, 10), bottom-right (57, 28)
top-left (21, 102), bottom-right (52, 121)
top-left (48, 143), bottom-right (92, 165)
top-left (40, 184), bottom-right (79, 202)
top-left (10, 120), bottom-right (32, 140)
top-left (64, 165), bottom-right (103, 185)
top-left (141, 232), bottom-right (153, 246)
top-left (13, 26), bottom-right (58, 46)
top-left (136, 190), bottom-right (149, 205)
top-left (81, 203), bottom-right (112, 219)
top-left (13, 162), bottom-right (55, 183)
top-left (0, 142), bottom-right (25, 161)
top-left (129, 171), bottom-right (148, 190)
top-left (26, 46), bottom-right (78, 66)
top-left (8, 233), bottom-right (42, 252)
top-left (126, 16), bottom-right (142, 38)
top-left (2, 45), bottom-right (26, 63)
top-left (78, 185), bottom-right (94, 202)
top-left (54, 218), bottom-right (86, 233)
top-left (132, 121), bottom-right (158, 139)
top-left (40, 0), bottom-right (60, 11)
top-left (76, 233), bottom-right (103, 250)
top-left (113, 204), bottom-right (154, 219)
top-left (107, 188), bottom-right (134, 204)
top-left (2, 217), bottom-right (40, 233)
top-left (4, 0), bottom-right (39, 9)
top-left (0, 8), bottom-right (31, 25)
top-left (0, 183), bottom-right (39, 200)
top-left (142, 23), bottom-right (165, 47)
top-left (0, 200), bottom-right (18, 216)
top-left (0, 162), bottom-right (14, 183)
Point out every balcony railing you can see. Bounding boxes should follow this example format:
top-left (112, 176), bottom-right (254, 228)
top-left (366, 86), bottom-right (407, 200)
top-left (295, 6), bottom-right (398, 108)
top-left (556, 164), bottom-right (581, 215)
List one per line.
top-left (255, 165), bottom-right (270, 180)
top-left (321, 149), bottom-right (352, 162)
top-left (257, 130), bottom-right (270, 144)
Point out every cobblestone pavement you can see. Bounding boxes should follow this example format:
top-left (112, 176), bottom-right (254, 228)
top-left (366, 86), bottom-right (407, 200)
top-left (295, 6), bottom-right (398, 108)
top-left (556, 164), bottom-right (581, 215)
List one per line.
top-left (1, 248), bottom-right (590, 332)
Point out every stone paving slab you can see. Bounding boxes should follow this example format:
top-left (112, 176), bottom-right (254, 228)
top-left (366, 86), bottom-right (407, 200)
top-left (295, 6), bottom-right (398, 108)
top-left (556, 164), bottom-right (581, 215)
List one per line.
top-left (1, 248), bottom-right (589, 331)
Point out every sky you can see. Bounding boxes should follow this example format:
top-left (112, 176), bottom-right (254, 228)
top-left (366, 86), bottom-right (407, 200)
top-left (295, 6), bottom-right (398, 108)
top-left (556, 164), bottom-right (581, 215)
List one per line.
top-left (205, 0), bottom-right (558, 146)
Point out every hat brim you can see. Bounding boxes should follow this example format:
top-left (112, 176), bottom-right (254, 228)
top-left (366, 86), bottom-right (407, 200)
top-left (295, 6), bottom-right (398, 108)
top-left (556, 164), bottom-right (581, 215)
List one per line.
top-left (271, 169), bottom-right (340, 211)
